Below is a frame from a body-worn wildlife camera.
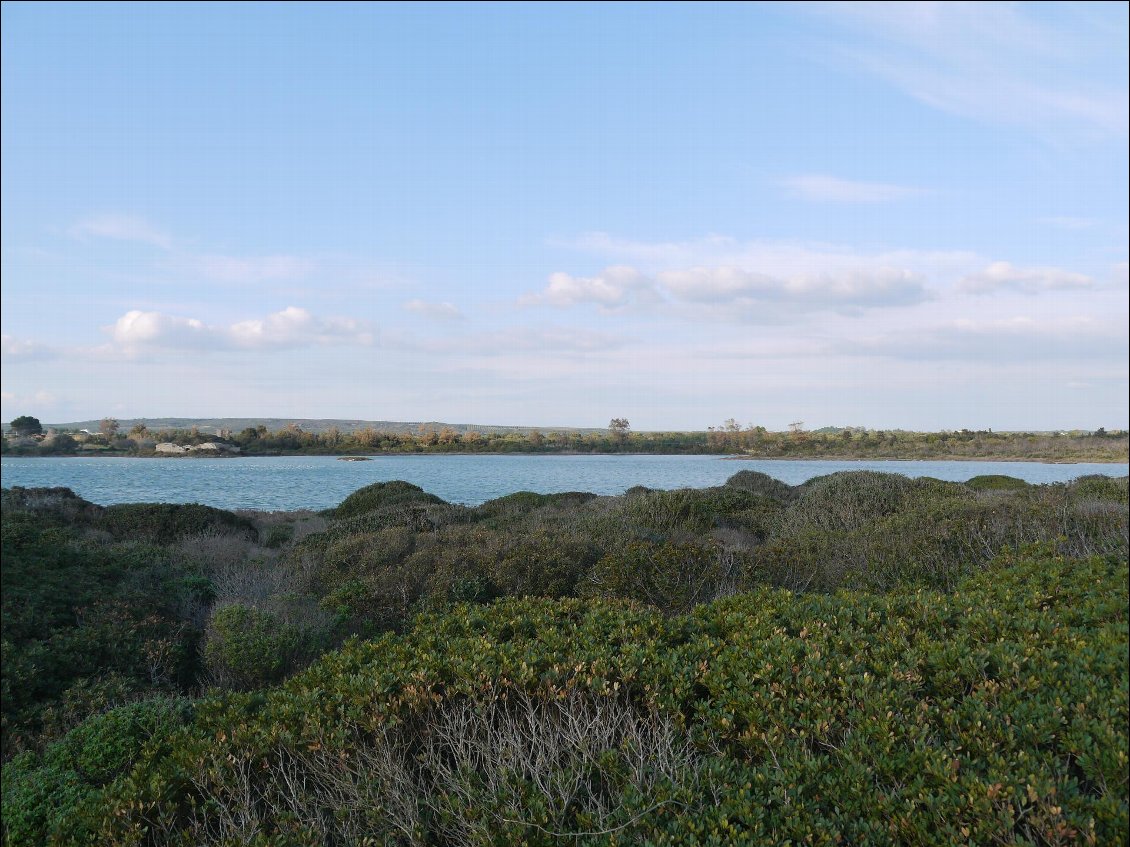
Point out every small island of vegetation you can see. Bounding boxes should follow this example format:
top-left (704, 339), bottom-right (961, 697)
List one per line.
top-left (2, 469), bottom-right (1126, 844)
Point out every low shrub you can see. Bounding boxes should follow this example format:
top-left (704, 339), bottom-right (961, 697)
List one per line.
top-left (95, 503), bottom-right (256, 545)
top-left (327, 480), bottom-right (445, 520)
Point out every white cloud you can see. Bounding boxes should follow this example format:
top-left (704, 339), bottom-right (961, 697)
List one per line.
top-left (402, 299), bottom-right (464, 320)
top-left (957, 261), bottom-right (1093, 295)
top-left (70, 214), bottom-right (174, 249)
top-left (519, 265), bottom-right (658, 310)
top-left (658, 265), bottom-right (927, 309)
top-left (107, 306), bottom-right (374, 352)
top-left (557, 231), bottom-right (982, 279)
top-left (1, 334), bottom-right (57, 362)
top-left (783, 174), bottom-right (923, 203)
top-left (522, 263), bottom-right (928, 317)
top-left (812, 2), bottom-right (1129, 137)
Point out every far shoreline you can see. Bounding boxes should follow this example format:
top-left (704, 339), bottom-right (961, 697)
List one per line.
top-left (3, 452), bottom-right (1128, 465)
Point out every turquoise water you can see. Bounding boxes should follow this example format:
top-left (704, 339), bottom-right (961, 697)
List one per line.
top-left (1, 455), bottom-right (1126, 511)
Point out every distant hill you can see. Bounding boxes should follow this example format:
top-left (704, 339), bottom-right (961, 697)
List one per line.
top-left (30, 418), bottom-right (608, 436)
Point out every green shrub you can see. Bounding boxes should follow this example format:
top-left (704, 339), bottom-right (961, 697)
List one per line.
top-left (95, 503), bottom-right (256, 544)
top-left (36, 549), bottom-right (1120, 847)
top-left (1, 697), bottom-right (191, 847)
top-left (723, 469), bottom-right (797, 502)
top-left (328, 480), bottom-right (444, 520)
top-left (966, 474), bottom-right (1030, 491)
top-left (588, 540), bottom-right (741, 613)
top-left (203, 605), bottom-right (313, 690)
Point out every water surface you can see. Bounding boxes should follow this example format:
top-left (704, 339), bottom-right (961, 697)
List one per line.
top-left (2, 455), bottom-right (1125, 511)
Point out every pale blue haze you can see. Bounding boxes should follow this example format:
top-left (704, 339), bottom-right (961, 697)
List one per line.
top-left (1, 455), bottom-right (1125, 511)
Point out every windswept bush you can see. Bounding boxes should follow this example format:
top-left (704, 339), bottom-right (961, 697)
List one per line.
top-left (327, 480), bottom-right (444, 520)
top-left (723, 469), bottom-right (797, 502)
top-left (966, 474), bottom-right (1030, 491)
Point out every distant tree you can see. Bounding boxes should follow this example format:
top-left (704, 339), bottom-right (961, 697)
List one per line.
top-left (129, 423), bottom-right (150, 438)
top-left (99, 417), bottom-right (120, 438)
top-left (609, 418), bottom-right (631, 443)
top-left (10, 415), bottom-right (42, 436)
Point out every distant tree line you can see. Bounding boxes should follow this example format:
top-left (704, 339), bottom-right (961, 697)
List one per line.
top-left (3, 414), bottom-right (1128, 462)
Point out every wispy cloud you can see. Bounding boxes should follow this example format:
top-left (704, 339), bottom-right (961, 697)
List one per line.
top-left (782, 174), bottom-right (923, 203)
top-left (70, 214), bottom-right (174, 249)
top-left (189, 254), bottom-right (316, 284)
top-left (812, 2), bottom-right (1129, 137)
top-left (418, 326), bottom-right (625, 356)
top-left (555, 231), bottom-right (982, 279)
top-left (106, 306), bottom-right (374, 352)
top-left (70, 214), bottom-right (319, 285)
top-left (1040, 216), bottom-right (1099, 230)
top-left (1, 335), bottom-right (58, 362)
top-left (402, 299), bottom-right (464, 320)
top-left (841, 316), bottom-right (1126, 362)
top-left (957, 261), bottom-right (1093, 295)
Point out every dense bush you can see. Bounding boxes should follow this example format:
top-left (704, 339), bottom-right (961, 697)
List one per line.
top-left (965, 474), bottom-right (1030, 491)
top-left (95, 503), bottom-right (256, 545)
top-left (327, 480), bottom-right (444, 520)
top-left (1, 698), bottom-right (192, 847)
top-left (203, 604), bottom-right (324, 690)
top-left (1, 497), bottom-right (208, 758)
top-left (3, 472), bottom-right (1128, 845)
top-left (5, 547), bottom-right (1123, 846)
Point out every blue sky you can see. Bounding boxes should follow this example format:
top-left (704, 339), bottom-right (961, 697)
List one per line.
top-left (2, 1), bottom-right (1126, 430)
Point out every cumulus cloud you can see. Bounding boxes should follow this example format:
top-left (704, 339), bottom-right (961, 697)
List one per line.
top-left (70, 214), bottom-right (174, 249)
top-left (957, 261), bottom-right (1093, 295)
top-left (107, 306), bottom-right (374, 351)
top-left (402, 299), bottom-right (464, 320)
top-left (521, 263), bottom-right (928, 317)
top-left (518, 265), bottom-right (658, 310)
top-left (782, 174), bottom-right (923, 203)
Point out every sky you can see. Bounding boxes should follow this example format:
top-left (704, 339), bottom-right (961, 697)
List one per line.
top-left (1, 1), bottom-right (1127, 431)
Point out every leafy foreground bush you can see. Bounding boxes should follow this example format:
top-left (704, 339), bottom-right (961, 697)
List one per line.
top-left (4, 547), bottom-right (1126, 846)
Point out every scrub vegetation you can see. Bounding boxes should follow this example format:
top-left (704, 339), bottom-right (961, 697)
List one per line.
top-left (2, 471), bottom-right (1127, 845)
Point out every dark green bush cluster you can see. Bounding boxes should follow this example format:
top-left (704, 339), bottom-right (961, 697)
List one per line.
top-left (1, 497), bottom-right (210, 759)
top-left (95, 503), bottom-right (257, 544)
top-left (326, 480), bottom-right (444, 520)
top-left (5, 547), bottom-right (1123, 846)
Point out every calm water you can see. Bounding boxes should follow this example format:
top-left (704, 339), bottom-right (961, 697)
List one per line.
top-left (2, 455), bottom-right (1126, 511)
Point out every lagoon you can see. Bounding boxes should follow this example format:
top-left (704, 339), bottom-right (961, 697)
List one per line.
top-left (1, 455), bottom-right (1127, 511)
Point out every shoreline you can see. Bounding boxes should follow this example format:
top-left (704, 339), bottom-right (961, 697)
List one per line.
top-left (3, 451), bottom-right (1128, 465)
